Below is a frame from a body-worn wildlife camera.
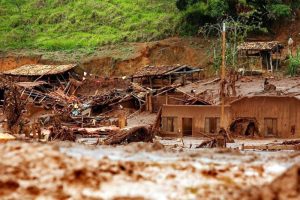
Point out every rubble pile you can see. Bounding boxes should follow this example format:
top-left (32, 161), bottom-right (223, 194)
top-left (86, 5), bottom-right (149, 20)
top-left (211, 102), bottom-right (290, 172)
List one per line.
top-left (48, 116), bottom-right (76, 142)
top-left (0, 65), bottom-right (183, 143)
top-left (1, 63), bottom-right (300, 147)
top-left (104, 125), bottom-right (153, 145)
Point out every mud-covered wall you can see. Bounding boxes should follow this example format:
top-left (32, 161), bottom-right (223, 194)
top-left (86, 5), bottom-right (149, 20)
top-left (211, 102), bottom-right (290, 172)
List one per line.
top-left (230, 96), bottom-right (300, 138)
top-left (152, 94), bottom-right (187, 112)
top-left (161, 96), bottom-right (300, 138)
top-left (161, 105), bottom-right (231, 137)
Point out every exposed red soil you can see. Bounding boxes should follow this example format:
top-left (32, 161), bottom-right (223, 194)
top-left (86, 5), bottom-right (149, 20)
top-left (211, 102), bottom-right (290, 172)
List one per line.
top-left (0, 55), bottom-right (41, 72)
top-left (81, 37), bottom-right (209, 76)
top-left (0, 37), bottom-right (210, 76)
top-left (1, 19), bottom-right (299, 76)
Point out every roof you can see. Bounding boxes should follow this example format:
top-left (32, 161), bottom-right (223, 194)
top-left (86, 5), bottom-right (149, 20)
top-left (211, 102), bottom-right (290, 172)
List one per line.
top-left (15, 81), bottom-right (48, 88)
top-left (238, 41), bottom-right (283, 51)
top-left (230, 95), bottom-right (300, 105)
top-left (133, 65), bottom-right (201, 78)
top-left (177, 77), bottom-right (300, 105)
top-left (3, 64), bottom-right (77, 76)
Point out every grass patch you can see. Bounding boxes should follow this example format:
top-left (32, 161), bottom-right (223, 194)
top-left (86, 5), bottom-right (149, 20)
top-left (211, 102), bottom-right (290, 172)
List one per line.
top-left (0, 0), bottom-right (181, 52)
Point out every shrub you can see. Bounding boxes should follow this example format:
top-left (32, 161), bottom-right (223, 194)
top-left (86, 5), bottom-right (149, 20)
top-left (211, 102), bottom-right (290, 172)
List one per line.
top-left (268, 4), bottom-right (291, 20)
top-left (288, 49), bottom-right (300, 76)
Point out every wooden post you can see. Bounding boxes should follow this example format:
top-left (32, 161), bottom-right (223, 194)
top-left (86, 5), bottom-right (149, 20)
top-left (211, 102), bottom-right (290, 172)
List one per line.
top-left (145, 93), bottom-right (149, 111)
top-left (220, 22), bottom-right (226, 129)
top-left (276, 47), bottom-right (279, 71)
top-left (165, 92), bottom-right (168, 105)
top-left (270, 53), bottom-right (273, 73)
top-left (149, 77), bottom-right (153, 88)
top-left (149, 93), bottom-right (153, 113)
top-left (260, 53), bottom-right (263, 70)
top-left (118, 112), bottom-right (126, 129)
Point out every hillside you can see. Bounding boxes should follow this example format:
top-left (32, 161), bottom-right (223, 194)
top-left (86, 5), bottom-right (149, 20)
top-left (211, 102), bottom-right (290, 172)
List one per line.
top-left (1, 0), bottom-right (300, 77)
top-left (0, 0), bottom-right (180, 51)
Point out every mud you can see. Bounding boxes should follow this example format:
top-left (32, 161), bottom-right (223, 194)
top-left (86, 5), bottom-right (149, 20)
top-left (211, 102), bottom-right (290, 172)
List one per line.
top-left (0, 55), bottom-right (41, 72)
top-left (0, 141), bottom-right (299, 200)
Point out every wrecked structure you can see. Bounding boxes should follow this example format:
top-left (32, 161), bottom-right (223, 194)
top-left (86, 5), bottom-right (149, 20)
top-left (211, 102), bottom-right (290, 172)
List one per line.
top-left (3, 64), bottom-right (78, 83)
top-left (131, 65), bottom-right (203, 89)
top-left (238, 41), bottom-right (284, 72)
top-left (1, 61), bottom-right (300, 143)
top-left (161, 95), bottom-right (300, 138)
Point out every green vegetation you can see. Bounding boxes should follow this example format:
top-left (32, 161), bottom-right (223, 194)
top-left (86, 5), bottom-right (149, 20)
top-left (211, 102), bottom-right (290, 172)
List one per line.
top-left (1, 0), bottom-right (299, 53)
top-left (177, 0), bottom-right (298, 35)
top-left (175, 0), bottom-right (300, 72)
top-left (288, 49), bottom-right (300, 76)
top-left (0, 0), bottom-right (180, 51)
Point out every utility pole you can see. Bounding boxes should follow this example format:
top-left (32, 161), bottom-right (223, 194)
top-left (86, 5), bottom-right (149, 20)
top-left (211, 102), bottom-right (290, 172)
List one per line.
top-left (220, 22), bottom-right (226, 129)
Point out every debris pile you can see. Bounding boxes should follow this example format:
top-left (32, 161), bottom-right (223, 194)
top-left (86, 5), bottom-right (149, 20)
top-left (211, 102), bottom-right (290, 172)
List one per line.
top-left (48, 116), bottom-right (76, 142)
top-left (104, 125), bottom-right (153, 145)
top-left (0, 64), bottom-right (189, 144)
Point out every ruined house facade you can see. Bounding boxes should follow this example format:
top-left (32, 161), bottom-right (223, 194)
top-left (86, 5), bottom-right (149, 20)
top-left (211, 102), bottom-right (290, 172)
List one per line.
top-left (131, 65), bottom-right (203, 89)
top-left (238, 41), bottom-right (283, 72)
top-left (160, 96), bottom-right (300, 138)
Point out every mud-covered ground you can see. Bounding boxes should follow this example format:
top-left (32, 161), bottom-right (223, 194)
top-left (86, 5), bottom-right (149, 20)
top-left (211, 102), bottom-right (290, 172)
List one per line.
top-left (1, 141), bottom-right (300, 200)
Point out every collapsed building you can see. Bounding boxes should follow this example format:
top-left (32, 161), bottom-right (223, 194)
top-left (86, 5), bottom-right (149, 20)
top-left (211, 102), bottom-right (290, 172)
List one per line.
top-left (1, 61), bottom-right (299, 143)
top-left (131, 65), bottom-right (203, 89)
top-left (159, 76), bottom-right (300, 138)
top-left (161, 96), bottom-right (300, 138)
top-left (238, 41), bottom-right (284, 72)
top-left (3, 64), bottom-right (78, 83)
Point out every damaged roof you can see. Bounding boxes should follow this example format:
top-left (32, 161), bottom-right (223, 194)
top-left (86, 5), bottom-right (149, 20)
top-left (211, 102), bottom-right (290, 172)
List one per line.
top-left (230, 95), bottom-right (300, 105)
top-left (177, 77), bottom-right (300, 105)
top-left (238, 41), bottom-right (283, 51)
top-left (15, 81), bottom-right (48, 88)
top-left (133, 65), bottom-right (202, 78)
top-left (3, 64), bottom-right (77, 76)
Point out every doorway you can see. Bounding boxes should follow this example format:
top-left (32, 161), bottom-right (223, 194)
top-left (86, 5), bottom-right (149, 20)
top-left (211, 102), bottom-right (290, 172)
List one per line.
top-left (205, 117), bottom-right (220, 134)
top-left (182, 118), bottom-right (193, 136)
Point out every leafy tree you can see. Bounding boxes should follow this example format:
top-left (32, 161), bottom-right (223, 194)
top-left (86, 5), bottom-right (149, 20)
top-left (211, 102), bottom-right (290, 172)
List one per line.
top-left (199, 17), bottom-right (258, 72)
top-left (177, 0), bottom-right (297, 35)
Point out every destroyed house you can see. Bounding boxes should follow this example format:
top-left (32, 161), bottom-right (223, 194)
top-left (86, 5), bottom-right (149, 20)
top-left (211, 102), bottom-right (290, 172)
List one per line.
top-left (150, 91), bottom-right (211, 113)
top-left (238, 41), bottom-right (283, 72)
top-left (160, 96), bottom-right (300, 138)
top-left (131, 65), bottom-right (202, 89)
top-left (1, 64), bottom-right (79, 107)
top-left (3, 64), bottom-right (78, 83)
